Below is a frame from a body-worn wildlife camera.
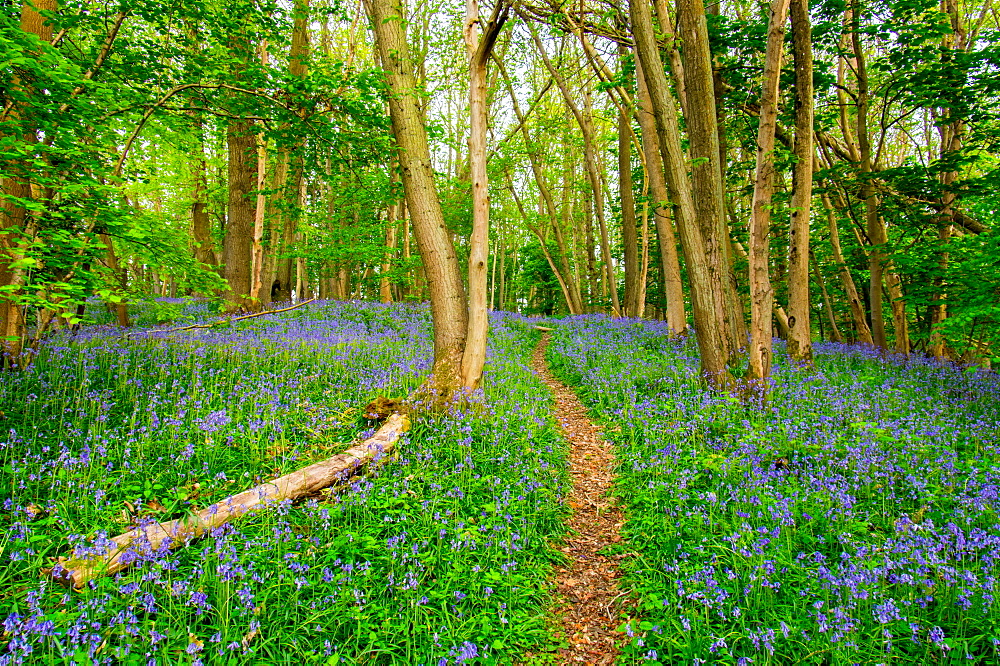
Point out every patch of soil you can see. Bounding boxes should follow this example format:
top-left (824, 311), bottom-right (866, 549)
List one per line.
top-left (532, 333), bottom-right (631, 664)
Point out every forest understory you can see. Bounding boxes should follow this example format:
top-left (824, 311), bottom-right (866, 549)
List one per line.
top-left (3, 300), bottom-right (1000, 665)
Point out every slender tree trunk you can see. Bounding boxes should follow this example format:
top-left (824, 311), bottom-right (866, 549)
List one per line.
top-left (380, 203), bottom-right (398, 303)
top-left (100, 234), bottom-right (130, 327)
top-left (811, 251), bottom-right (843, 343)
top-left (530, 28), bottom-right (619, 315)
top-left (497, 229), bottom-right (506, 310)
top-left (631, 0), bottom-right (732, 387)
top-left (495, 56), bottom-right (583, 314)
top-left (620, 103), bottom-right (641, 317)
top-left (460, 0), bottom-right (506, 389)
top-left (821, 191), bottom-right (873, 343)
top-left (928, 0), bottom-right (966, 358)
top-left (786, 0), bottom-right (814, 365)
top-left (849, 8), bottom-right (893, 350)
top-left (746, 0), bottom-right (791, 394)
top-left (249, 93), bottom-right (268, 309)
top-left (191, 114), bottom-right (217, 269)
top-left (635, 55), bottom-right (686, 334)
top-left (507, 178), bottom-right (576, 313)
top-left (365, 0), bottom-right (468, 397)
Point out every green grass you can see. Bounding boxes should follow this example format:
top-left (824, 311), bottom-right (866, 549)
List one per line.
top-left (2, 302), bottom-right (568, 665)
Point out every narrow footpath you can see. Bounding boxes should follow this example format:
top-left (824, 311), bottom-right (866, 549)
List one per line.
top-left (532, 333), bottom-right (629, 664)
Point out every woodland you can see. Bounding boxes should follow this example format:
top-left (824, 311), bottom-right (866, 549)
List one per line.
top-left (3, 0), bottom-right (1000, 663)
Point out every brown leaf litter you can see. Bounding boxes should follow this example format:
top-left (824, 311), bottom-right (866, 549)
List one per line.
top-left (530, 333), bottom-right (633, 664)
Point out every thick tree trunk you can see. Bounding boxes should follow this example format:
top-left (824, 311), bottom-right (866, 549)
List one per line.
top-left (223, 118), bottom-right (257, 311)
top-left (786, 0), bottom-right (814, 365)
top-left (635, 55), bottom-right (686, 334)
top-left (631, 0), bottom-right (732, 388)
top-left (677, 0), bottom-right (738, 356)
top-left (746, 0), bottom-right (790, 394)
top-left (0, 0), bottom-right (57, 366)
top-left (365, 0), bottom-right (468, 398)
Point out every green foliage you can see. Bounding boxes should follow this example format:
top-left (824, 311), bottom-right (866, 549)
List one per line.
top-left (0, 302), bottom-right (568, 663)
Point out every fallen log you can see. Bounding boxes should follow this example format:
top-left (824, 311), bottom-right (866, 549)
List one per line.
top-left (51, 413), bottom-right (409, 589)
top-left (125, 299), bottom-right (317, 338)
top-left (534, 325), bottom-right (553, 332)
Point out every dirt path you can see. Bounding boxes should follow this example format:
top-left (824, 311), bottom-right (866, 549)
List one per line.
top-left (532, 333), bottom-right (629, 664)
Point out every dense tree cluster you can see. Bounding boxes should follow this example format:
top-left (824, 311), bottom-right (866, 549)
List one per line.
top-left (3, 0), bottom-right (1000, 388)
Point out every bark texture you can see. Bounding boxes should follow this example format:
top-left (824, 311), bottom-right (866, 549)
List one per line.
top-left (631, 0), bottom-right (732, 387)
top-left (54, 414), bottom-right (410, 588)
top-left (460, 0), bottom-right (507, 389)
top-left (365, 0), bottom-right (468, 396)
top-left (635, 55), bottom-right (686, 334)
top-left (786, 0), bottom-right (814, 365)
top-left (223, 118), bottom-right (257, 311)
top-left (746, 0), bottom-right (791, 394)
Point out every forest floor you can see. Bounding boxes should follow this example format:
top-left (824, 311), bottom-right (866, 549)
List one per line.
top-left (531, 333), bottom-right (631, 664)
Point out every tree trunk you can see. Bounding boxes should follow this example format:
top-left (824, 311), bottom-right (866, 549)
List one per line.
top-left (460, 0), bottom-right (506, 389)
top-left (507, 179), bottom-right (577, 314)
top-left (630, 0), bottom-right (732, 388)
top-left (365, 0), bottom-right (468, 398)
top-left (786, 0), bottom-right (814, 365)
top-left (272, 1), bottom-right (310, 304)
top-left (0, 0), bottom-right (57, 366)
top-left (249, 103), bottom-right (268, 310)
top-left (821, 191), bottom-right (873, 344)
top-left (849, 8), bottom-right (895, 351)
top-left (191, 114), bottom-right (217, 269)
top-left (380, 203), bottom-right (398, 303)
top-left (811, 251), bottom-right (843, 343)
top-left (635, 54), bottom-right (686, 334)
top-left (677, 0), bottom-right (738, 357)
top-left (746, 0), bottom-right (790, 395)
top-left (223, 118), bottom-right (257, 312)
top-left (619, 104), bottom-right (642, 317)
top-left (530, 28), bottom-right (620, 315)
top-left (495, 56), bottom-right (583, 314)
